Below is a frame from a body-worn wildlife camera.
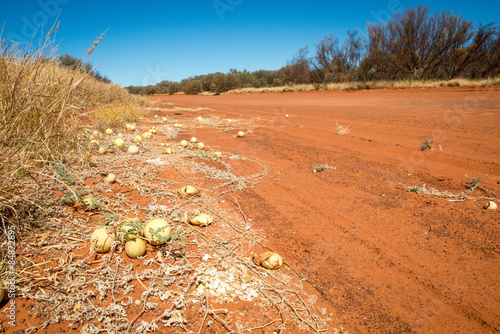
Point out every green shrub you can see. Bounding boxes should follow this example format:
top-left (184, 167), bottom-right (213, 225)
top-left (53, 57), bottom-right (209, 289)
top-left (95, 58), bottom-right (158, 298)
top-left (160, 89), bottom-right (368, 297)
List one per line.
top-left (183, 79), bottom-right (203, 95)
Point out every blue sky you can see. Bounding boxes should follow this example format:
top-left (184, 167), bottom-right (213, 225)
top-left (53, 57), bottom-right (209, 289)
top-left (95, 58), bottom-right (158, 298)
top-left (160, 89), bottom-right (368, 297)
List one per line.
top-left (1, 1), bottom-right (498, 87)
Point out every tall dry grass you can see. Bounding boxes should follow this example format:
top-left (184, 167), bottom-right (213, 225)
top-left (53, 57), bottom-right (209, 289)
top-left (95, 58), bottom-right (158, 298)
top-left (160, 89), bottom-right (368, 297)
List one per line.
top-left (225, 77), bottom-right (500, 94)
top-left (0, 29), bottom-right (132, 228)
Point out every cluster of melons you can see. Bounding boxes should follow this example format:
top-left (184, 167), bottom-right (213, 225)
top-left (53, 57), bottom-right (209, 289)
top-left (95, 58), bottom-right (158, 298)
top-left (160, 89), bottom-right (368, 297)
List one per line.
top-left (179, 137), bottom-right (205, 150)
top-left (125, 123), bottom-right (137, 131)
top-left (87, 118), bottom-right (280, 270)
top-left (119, 219), bottom-right (146, 258)
top-left (139, 125), bottom-right (157, 139)
top-left (161, 141), bottom-right (176, 154)
top-left (87, 187), bottom-right (284, 272)
top-left (91, 128), bottom-right (144, 156)
top-left (163, 147), bottom-right (176, 155)
top-left (89, 218), bottom-right (172, 259)
top-left (111, 137), bottom-right (139, 155)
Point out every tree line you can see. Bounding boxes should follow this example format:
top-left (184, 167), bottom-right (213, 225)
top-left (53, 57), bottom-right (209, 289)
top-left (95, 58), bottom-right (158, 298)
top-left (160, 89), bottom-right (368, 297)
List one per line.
top-left (126, 6), bottom-right (500, 95)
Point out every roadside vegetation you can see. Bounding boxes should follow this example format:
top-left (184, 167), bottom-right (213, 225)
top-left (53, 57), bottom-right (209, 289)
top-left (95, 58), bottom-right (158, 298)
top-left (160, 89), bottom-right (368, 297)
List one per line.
top-left (0, 27), bottom-right (133, 230)
top-left (126, 6), bottom-right (500, 95)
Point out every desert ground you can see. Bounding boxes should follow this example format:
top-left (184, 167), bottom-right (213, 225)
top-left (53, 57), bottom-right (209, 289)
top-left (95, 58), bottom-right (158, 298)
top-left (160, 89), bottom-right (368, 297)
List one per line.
top-left (156, 87), bottom-right (500, 333)
top-left (1, 86), bottom-right (498, 333)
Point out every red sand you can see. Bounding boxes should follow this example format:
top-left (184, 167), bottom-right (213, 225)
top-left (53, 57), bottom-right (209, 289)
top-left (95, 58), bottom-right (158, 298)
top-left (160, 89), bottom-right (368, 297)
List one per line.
top-left (156, 87), bottom-right (500, 333)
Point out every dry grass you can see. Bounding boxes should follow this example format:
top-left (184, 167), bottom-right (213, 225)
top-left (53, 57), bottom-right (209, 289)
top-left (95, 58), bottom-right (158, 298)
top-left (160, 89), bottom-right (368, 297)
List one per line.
top-left (0, 29), bottom-right (132, 229)
top-left (136, 97), bottom-right (155, 106)
top-left (335, 122), bottom-right (351, 135)
top-left (89, 105), bottom-right (139, 131)
top-left (225, 77), bottom-right (500, 94)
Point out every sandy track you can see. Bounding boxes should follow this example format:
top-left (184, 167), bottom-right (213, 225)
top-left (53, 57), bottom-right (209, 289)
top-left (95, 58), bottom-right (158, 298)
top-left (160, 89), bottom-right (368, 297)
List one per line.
top-left (155, 87), bottom-right (500, 333)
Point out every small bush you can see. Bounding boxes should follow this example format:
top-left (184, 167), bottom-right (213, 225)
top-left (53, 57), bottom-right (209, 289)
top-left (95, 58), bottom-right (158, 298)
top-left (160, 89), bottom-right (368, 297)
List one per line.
top-left (420, 138), bottom-right (434, 151)
top-left (336, 122), bottom-right (351, 135)
top-left (183, 80), bottom-right (203, 95)
top-left (89, 105), bottom-right (139, 131)
top-left (167, 82), bottom-right (183, 95)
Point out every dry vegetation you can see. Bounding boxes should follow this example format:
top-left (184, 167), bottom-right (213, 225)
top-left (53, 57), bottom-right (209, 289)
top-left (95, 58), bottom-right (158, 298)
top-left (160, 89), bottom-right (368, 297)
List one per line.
top-left (89, 105), bottom-right (139, 131)
top-left (225, 77), bottom-right (500, 94)
top-left (0, 29), bottom-right (133, 232)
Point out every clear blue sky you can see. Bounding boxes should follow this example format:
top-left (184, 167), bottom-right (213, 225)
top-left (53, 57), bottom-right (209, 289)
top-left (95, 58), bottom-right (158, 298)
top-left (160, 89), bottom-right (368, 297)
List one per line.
top-left (1, 1), bottom-right (498, 87)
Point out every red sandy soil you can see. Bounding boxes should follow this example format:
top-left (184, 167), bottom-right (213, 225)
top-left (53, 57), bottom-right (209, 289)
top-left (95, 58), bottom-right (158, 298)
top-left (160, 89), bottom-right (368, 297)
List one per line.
top-left (151, 87), bottom-right (500, 333)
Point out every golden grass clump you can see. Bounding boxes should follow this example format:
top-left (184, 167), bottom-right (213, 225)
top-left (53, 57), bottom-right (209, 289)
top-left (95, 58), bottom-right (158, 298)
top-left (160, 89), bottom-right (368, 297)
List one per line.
top-left (89, 105), bottom-right (139, 131)
top-left (76, 76), bottom-right (133, 110)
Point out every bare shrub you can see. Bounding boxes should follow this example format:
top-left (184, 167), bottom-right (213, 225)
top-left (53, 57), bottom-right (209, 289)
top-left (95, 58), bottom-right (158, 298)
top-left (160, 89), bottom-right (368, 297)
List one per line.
top-left (336, 122), bottom-right (351, 135)
top-left (420, 138), bottom-right (434, 151)
top-left (366, 6), bottom-right (476, 80)
top-left (282, 47), bottom-right (312, 84)
top-left (312, 30), bottom-right (363, 83)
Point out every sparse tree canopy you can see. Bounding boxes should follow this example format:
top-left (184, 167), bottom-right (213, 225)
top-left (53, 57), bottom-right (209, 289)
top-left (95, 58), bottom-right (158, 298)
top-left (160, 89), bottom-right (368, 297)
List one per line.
top-left (282, 47), bottom-right (311, 84)
top-left (365, 6), bottom-right (485, 80)
top-left (312, 30), bottom-right (364, 82)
